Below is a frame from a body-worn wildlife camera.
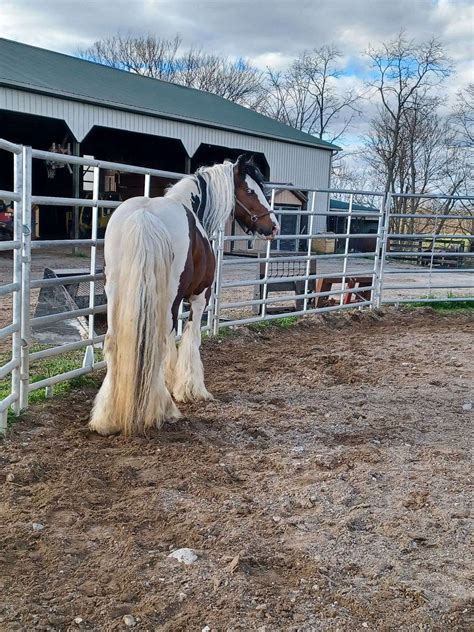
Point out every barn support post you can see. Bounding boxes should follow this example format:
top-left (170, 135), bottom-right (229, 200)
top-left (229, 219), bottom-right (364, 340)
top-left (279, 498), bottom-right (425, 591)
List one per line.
top-left (72, 141), bottom-right (81, 254)
top-left (19, 145), bottom-right (32, 411)
top-left (375, 192), bottom-right (392, 308)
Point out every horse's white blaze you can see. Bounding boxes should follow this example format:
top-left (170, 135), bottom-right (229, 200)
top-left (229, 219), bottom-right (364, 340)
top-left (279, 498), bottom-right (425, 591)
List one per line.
top-left (245, 175), bottom-right (279, 230)
top-left (173, 290), bottom-right (213, 403)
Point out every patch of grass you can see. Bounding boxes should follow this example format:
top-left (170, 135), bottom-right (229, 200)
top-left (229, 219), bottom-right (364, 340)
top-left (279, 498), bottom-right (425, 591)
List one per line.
top-left (402, 292), bottom-right (473, 311)
top-left (203, 326), bottom-right (237, 342)
top-left (0, 345), bottom-right (102, 424)
top-left (404, 298), bottom-right (474, 311)
top-left (248, 315), bottom-right (299, 331)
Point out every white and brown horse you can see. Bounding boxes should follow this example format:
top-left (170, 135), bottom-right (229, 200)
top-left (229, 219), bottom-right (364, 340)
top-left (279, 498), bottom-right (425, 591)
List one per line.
top-left (89, 156), bottom-right (279, 436)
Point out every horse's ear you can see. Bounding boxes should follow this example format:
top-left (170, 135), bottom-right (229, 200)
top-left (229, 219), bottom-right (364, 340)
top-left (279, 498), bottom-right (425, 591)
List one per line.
top-left (236, 154), bottom-right (248, 178)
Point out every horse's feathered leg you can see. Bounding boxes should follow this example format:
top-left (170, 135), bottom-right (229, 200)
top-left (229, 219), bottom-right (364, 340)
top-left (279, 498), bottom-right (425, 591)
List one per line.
top-left (173, 290), bottom-right (213, 402)
top-left (89, 274), bottom-right (121, 435)
top-left (164, 331), bottom-right (178, 392)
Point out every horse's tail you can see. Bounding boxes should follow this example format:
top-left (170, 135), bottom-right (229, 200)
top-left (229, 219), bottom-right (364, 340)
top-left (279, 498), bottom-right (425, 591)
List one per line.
top-left (98, 203), bottom-right (177, 436)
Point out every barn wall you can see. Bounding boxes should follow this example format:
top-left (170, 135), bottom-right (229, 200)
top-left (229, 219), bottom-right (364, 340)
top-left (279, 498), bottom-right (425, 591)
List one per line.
top-left (0, 87), bottom-right (333, 191)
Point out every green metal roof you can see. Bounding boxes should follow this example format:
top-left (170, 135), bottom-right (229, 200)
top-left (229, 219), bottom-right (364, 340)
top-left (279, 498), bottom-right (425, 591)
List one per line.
top-left (0, 38), bottom-right (340, 152)
top-left (330, 199), bottom-right (378, 212)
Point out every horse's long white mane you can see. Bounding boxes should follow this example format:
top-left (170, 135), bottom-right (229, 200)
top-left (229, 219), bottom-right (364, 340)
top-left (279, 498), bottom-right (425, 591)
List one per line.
top-left (196, 161), bottom-right (235, 236)
top-left (166, 161), bottom-right (235, 237)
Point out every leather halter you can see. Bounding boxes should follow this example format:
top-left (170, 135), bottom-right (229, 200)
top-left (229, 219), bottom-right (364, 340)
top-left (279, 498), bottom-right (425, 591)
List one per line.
top-left (234, 196), bottom-right (273, 234)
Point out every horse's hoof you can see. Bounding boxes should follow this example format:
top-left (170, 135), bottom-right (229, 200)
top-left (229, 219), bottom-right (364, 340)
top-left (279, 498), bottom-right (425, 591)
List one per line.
top-left (88, 420), bottom-right (120, 436)
top-left (195, 389), bottom-right (214, 402)
top-left (166, 400), bottom-right (183, 420)
top-left (173, 385), bottom-right (214, 403)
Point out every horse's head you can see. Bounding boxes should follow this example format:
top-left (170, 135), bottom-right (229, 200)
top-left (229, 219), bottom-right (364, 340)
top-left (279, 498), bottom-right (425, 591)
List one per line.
top-left (233, 155), bottom-right (280, 240)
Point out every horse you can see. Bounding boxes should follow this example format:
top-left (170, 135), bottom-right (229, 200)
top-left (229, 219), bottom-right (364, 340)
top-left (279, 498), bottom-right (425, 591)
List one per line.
top-left (89, 155), bottom-right (279, 436)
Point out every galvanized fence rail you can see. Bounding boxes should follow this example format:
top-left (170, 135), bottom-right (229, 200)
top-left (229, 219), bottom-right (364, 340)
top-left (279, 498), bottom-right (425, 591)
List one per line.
top-left (378, 193), bottom-right (474, 305)
top-left (0, 140), bottom-right (472, 430)
top-left (215, 188), bottom-right (387, 328)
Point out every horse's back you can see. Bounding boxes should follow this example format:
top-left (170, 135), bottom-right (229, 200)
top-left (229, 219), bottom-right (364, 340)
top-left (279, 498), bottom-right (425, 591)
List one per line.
top-left (104, 195), bottom-right (191, 305)
top-left (108, 195), bottom-right (185, 227)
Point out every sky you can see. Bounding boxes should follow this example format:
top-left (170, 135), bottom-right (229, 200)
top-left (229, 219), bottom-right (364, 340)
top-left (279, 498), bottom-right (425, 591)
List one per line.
top-left (2, 0), bottom-right (473, 153)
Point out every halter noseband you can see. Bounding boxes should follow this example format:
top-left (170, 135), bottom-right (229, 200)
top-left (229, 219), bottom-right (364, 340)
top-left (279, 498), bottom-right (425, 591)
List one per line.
top-left (234, 196), bottom-right (272, 234)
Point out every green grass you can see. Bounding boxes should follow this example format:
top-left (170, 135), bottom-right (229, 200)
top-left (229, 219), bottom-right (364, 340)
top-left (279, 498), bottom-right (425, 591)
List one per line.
top-left (402, 292), bottom-right (474, 311)
top-left (248, 315), bottom-right (299, 331)
top-left (0, 345), bottom-right (102, 424)
top-left (404, 298), bottom-right (474, 311)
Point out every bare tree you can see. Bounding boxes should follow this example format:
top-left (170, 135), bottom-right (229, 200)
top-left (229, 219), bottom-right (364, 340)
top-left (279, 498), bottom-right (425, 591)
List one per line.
top-left (79, 35), bottom-right (264, 106)
top-left (80, 35), bottom-right (182, 79)
top-left (260, 45), bottom-right (362, 142)
top-left (330, 153), bottom-right (376, 205)
top-left (176, 48), bottom-right (265, 105)
top-left (366, 92), bottom-right (471, 235)
top-left (452, 83), bottom-right (474, 147)
top-left (365, 32), bottom-right (451, 194)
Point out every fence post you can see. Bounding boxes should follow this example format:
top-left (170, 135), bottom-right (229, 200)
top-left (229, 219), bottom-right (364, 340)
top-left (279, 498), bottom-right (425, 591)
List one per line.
top-left (83, 166), bottom-right (100, 369)
top-left (206, 232), bottom-right (219, 334)
top-left (374, 192), bottom-right (392, 309)
top-left (303, 191), bottom-right (316, 312)
top-left (339, 194), bottom-right (353, 307)
top-left (11, 149), bottom-right (23, 416)
top-left (260, 189), bottom-right (276, 319)
top-left (212, 225), bottom-right (225, 335)
top-left (19, 146), bottom-right (32, 410)
top-left (144, 173), bottom-right (151, 197)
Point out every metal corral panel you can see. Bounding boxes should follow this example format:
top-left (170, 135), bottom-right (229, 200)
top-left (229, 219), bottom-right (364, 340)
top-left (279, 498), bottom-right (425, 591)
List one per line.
top-left (1, 87), bottom-right (333, 191)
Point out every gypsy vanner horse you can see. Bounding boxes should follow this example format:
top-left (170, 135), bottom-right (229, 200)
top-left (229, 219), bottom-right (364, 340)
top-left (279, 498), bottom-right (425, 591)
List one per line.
top-left (89, 156), bottom-right (279, 436)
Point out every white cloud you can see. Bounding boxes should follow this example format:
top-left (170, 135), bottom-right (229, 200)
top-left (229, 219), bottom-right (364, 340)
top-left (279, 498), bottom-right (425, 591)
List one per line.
top-left (251, 52), bottom-right (295, 72)
top-left (1, 0), bottom-right (472, 164)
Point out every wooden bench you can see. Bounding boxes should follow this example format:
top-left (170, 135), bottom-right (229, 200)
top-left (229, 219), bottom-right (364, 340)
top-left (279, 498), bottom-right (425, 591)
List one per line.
top-left (315, 275), bottom-right (374, 308)
top-left (389, 238), bottom-right (466, 268)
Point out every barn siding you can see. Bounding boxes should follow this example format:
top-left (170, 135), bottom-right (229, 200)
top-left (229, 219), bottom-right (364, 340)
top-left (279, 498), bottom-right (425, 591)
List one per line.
top-left (1, 87), bottom-right (333, 192)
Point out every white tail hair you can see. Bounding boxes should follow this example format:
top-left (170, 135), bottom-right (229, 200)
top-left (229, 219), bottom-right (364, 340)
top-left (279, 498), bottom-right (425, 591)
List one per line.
top-left (92, 203), bottom-right (176, 436)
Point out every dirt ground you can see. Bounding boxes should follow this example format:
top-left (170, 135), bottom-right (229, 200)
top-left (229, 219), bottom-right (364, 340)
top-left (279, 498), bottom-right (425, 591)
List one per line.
top-left (1, 309), bottom-right (473, 631)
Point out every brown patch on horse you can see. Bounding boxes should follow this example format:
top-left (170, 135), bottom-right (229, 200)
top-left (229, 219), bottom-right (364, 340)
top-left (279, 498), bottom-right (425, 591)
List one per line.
top-left (172, 206), bottom-right (215, 330)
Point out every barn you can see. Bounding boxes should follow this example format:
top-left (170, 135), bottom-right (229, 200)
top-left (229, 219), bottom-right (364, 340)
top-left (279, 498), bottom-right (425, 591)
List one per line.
top-left (0, 37), bottom-right (339, 239)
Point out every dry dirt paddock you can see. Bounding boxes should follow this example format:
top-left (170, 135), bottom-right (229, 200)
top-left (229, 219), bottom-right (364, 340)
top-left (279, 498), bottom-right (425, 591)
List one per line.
top-left (1, 309), bottom-right (473, 631)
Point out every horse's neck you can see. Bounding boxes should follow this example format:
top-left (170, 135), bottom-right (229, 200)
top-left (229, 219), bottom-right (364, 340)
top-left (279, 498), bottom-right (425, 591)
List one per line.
top-left (167, 177), bottom-right (210, 229)
top-left (166, 166), bottom-right (233, 237)
top-left (166, 176), bottom-right (199, 209)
